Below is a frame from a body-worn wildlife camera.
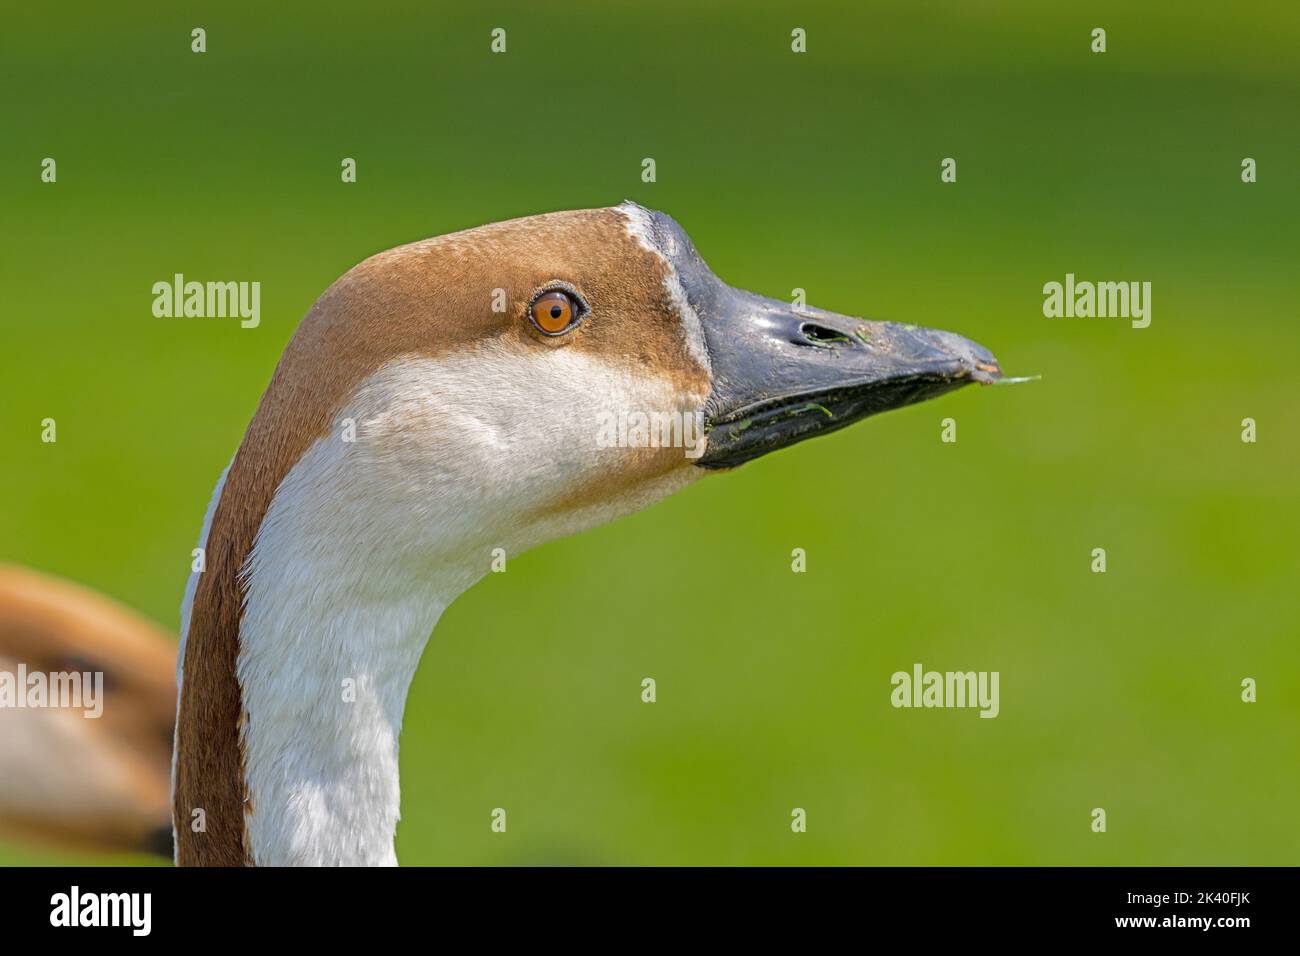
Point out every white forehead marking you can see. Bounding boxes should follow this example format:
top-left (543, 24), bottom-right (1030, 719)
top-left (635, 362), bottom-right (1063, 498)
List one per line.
top-left (617, 202), bottom-right (712, 376)
top-left (618, 200), bottom-right (659, 254)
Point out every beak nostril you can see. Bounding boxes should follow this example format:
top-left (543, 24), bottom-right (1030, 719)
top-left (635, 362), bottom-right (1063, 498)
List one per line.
top-left (799, 322), bottom-right (853, 348)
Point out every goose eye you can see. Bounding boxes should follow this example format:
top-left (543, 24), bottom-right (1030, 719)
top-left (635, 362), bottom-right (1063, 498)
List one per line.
top-left (530, 290), bottom-right (582, 335)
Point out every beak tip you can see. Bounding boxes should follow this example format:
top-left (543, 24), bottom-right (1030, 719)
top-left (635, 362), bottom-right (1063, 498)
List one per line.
top-left (971, 359), bottom-right (1003, 385)
top-left (921, 328), bottom-right (1002, 385)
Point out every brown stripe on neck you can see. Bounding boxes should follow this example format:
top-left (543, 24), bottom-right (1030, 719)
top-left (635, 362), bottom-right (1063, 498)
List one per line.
top-left (172, 353), bottom-right (354, 864)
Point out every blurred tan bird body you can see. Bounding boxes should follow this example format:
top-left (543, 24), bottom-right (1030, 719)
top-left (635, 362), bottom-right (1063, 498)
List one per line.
top-left (0, 564), bottom-right (175, 857)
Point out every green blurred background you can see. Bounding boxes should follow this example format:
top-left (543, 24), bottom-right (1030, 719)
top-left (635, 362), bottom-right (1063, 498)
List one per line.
top-left (2, 1), bottom-right (1297, 865)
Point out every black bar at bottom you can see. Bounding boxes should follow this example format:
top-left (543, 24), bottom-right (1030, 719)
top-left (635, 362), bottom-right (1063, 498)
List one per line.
top-left (0, 866), bottom-right (1284, 942)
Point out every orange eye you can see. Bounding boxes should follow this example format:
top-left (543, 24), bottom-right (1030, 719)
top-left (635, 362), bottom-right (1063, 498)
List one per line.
top-left (530, 290), bottom-right (582, 335)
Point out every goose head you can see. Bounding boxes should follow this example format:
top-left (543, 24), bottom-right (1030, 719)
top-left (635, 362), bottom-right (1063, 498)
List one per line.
top-left (256, 201), bottom-right (1001, 563)
top-left (175, 202), bottom-right (1002, 866)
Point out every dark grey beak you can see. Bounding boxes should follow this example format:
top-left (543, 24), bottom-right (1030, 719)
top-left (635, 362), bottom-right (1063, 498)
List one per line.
top-left (698, 290), bottom-right (1001, 468)
top-left (629, 206), bottom-right (1003, 469)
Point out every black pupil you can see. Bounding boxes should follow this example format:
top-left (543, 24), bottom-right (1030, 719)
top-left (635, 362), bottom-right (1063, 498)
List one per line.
top-left (550, 305), bottom-right (563, 319)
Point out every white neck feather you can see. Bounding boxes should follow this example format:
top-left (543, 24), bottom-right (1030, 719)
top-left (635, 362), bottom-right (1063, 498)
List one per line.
top-left (238, 567), bottom-right (455, 866)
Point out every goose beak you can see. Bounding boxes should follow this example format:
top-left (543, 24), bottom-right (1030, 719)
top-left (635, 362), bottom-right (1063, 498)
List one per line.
top-left (695, 291), bottom-right (1002, 469)
top-left (627, 205), bottom-right (1002, 469)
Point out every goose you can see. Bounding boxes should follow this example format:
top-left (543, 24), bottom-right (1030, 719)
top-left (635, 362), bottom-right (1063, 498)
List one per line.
top-left (31, 202), bottom-right (1003, 867)
top-left (0, 564), bottom-right (175, 857)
